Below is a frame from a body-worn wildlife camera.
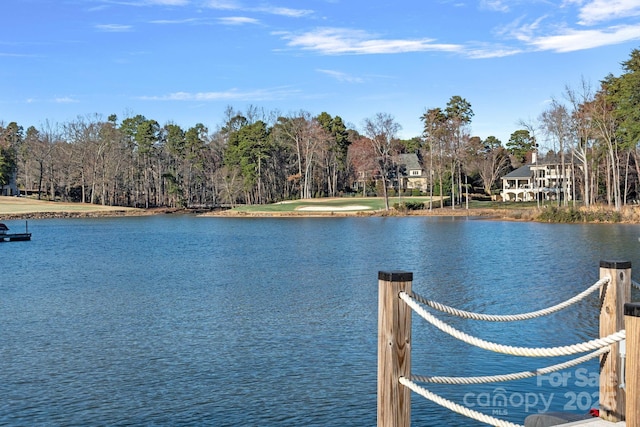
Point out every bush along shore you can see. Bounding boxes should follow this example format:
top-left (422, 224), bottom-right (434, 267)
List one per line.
top-left (535, 205), bottom-right (628, 223)
top-left (382, 203), bottom-right (640, 223)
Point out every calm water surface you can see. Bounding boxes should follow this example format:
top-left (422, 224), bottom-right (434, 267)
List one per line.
top-left (1, 215), bottom-right (640, 426)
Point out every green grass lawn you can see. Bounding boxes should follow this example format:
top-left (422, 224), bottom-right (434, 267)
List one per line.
top-left (230, 196), bottom-right (435, 213)
top-left (228, 197), bottom-right (543, 214)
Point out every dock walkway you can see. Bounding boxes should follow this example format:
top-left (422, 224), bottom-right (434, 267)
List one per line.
top-left (0, 232), bottom-right (31, 242)
top-left (560, 419), bottom-right (625, 426)
top-left (0, 222), bottom-right (32, 242)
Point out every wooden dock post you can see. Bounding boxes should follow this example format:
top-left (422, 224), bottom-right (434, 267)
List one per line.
top-left (599, 260), bottom-right (631, 422)
top-left (625, 302), bottom-right (640, 427)
top-left (378, 271), bottom-right (412, 427)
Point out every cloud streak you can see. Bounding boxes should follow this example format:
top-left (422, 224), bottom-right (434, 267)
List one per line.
top-left (480, 0), bottom-right (510, 13)
top-left (205, 1), bottom-right (312, 17)
top-left (97, 0), bottom-right (189, 7)
top-left (218, 16), bottom-right (260, 25)
top-left (255, 6), bottom-right (312, 18)
top-left (277, 28), bottom-right (462, 55)
top-left (149, 18), bottom-right (201, 24)
top-left (139, 87), bottom-right (300, 101)
top-left (95, 23), bottom-right (133, 32)
top-left (529, 24), bottom-right (640, 52)
top-left (491, 0), bottom-right (640, 55)
top-left (317, 69), bottom-right (364, 83)
top-left (577, 0), bottom-right (640, 25)
top-left (54, 97), bottom-right (80, 104)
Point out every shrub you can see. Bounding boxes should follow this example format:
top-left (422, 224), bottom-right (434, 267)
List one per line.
top-left (537, 205), bottom-right (623, 223)
top-left (393, 201), bottom-right (424, 211)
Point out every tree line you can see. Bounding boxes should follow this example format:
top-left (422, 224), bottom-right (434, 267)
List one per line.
top-left (1, 48), bottom-right (640, 210)
top-left (0, 107), bottom-right (356, 208)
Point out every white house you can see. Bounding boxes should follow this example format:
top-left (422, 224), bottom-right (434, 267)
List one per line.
top-left (501, 154), bottom-right (574, 202)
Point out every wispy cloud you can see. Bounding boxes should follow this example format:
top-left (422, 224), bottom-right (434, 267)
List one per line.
top-left (254, 6), bottom-right (312, 18)
top-left (146, 0), bottom-right (189, 4)
top-left (98, 0), bottom-right (189, 6)
top-left (577, 0), bottom-right (640, 25)
top-left (529, 24), bottom-right (640, 52)
top-left (87, 4), bottom-right (109, 12)
top-left (465, 45), bottom-right (523, 58)
top-left (205, 0), bottom-right (239, 10)
top-left (218, 16), bottom-right (260, 25)
top-left (95, 24), bottom-right (134, 32)
top-left (54, 97), bottom-right (80, 104)
top-left (277, 28), bottom-right (463, 55)
top-left (205, 1), bottom-right (312, 17)
top-left (499, 16), bottom-right (548, 43)
top-left (317, 69), bottom-right (364, 83)
top-left (493, 0), bottom-right (640, 54)
top-left (0, 52), bottom-right (36, 57)
top-left (149, 18), bottom-right (201, 24)
top-left (480, 0), bottom-right (510, 13)
top-left (139, 87), bottom-right (300, 101)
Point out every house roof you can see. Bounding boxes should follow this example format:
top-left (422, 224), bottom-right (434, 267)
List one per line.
top-left (398, 153), bottom-right (422, 170)
top-left (502, 165), bottom-right (532, 179)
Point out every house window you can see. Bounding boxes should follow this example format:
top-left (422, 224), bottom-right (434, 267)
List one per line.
top-left (410, 170), bottom-right (421, 176)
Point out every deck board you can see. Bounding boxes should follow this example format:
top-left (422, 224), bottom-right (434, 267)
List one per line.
top-left (559, 419), bottom-right (625, 426)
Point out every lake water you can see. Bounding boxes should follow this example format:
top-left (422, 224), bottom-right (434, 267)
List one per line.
top-left (1, 215), bottom-right (639, 426)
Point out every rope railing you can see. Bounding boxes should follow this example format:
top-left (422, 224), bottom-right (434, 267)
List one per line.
top-left (399, 377), bottom-right (525, 427)
top-left (411, 347), bottom-right (609, 385)
top-left (400, 291), bottom-right (626, 357)
top-left (378, 264), bottom-right (636, 426)
top-left (411, 277), bottom-right (609, 322)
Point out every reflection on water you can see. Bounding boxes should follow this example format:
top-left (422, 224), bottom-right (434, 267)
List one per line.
top-left (1, 216), bottom-right (639, 426)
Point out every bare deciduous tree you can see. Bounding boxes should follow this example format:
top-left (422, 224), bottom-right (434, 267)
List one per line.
top-left (363, 113), bottom-right (401, 211)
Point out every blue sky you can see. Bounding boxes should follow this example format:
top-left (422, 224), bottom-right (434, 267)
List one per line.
top-left (2, 0), bottom-right (640, 145)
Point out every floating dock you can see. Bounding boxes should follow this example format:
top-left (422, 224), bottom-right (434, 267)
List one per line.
top-left (0, 232), bottom-right (31, 242)
top-left (0, 222), bottom-right (32, 242)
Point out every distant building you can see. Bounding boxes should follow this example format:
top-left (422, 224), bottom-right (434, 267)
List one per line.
top-left (353, 152), bottom-right (429, 194)
top-left (0, 170), bottom-right (18, 196)
top-left (501, 153), bottom-right (574, 202)
top-left (396, 153), bottom-right (428, 193)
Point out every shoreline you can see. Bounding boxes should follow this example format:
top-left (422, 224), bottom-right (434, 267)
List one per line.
top-left (0, 204), bottom-right (520, 221)
top-left (3, 196), bottom-right (638, 223)
top-left (205, 206), bottom-right (509, 218)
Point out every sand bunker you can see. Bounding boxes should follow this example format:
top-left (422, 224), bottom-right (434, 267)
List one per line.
top-left (296, 205), bottom-right (372, 211)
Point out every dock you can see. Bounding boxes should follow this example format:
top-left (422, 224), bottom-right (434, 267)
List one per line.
top-left (0, 232), bottom-right (31, 242)
top-left (0, 222), bottom-right (32, 242)
top-left (377, 264), bottom-right (640, 427)
top-left (560, 419), bottom-right (625, 426)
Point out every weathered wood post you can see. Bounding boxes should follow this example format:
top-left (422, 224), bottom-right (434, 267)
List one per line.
top-left (378, 271), bottom-right (412, 427)
top-left (625, 302), bottom-right (640, 427)
top-left (599, 260), bottom-right (631, 422)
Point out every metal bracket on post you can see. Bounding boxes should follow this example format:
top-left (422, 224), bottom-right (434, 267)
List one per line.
top-left (620, 339), bottom-right (626, 390)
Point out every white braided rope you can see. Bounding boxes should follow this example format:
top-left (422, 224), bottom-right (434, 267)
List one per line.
top-left (411, 347), bottom-right (609, 384)
top-left (411, 277), bottom-right (609, 322)
top-left (400, 291), bottom-right (626, 357)
top-left (633, 279), bottom-right (640, 291)
top-left (399, 377), bottom-right (524, 427)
